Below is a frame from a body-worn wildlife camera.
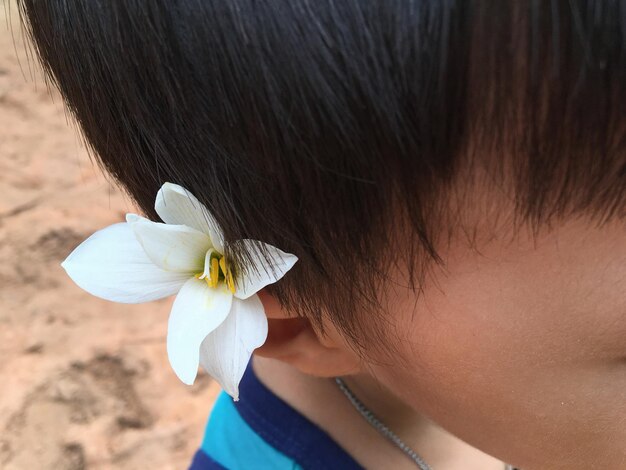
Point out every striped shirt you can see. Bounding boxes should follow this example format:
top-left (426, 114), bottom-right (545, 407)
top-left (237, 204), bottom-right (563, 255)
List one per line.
top-left (189, 364), bottom-right (362, 470)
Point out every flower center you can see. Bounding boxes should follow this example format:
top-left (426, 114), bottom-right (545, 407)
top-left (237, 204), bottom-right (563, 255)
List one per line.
top-left (197, 251), bottom-right (236, 294)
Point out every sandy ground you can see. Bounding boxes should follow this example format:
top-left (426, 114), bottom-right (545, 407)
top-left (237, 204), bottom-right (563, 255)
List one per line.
top-left (0, 2), bottom-right (221, 469)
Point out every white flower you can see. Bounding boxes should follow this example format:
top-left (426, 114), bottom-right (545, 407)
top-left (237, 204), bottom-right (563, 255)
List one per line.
top-left (61, 182), bottom-right (298, 400)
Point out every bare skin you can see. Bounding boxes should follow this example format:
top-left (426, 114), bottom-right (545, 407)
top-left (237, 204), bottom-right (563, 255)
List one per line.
top-left (257, 215), bottom-right (626, 469)
top-left (254, 356), bottom-right (507, 469)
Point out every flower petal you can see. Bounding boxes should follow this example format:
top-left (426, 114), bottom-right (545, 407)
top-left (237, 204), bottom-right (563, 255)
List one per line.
top-left (155, 183), bottom-right (224, 253)
top-left (167, 278), bottom-right (233, 385)
top-left (199, 295), bottom-right (268, 400)
top-left (126, 214), bottom-right (211, 273)
top-left (234, 241), bottom-right (298, 299)
top-left (61, 223), bottom-right (189, 303)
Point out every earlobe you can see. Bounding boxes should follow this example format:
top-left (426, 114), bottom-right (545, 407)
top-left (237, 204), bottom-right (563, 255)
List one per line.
top-left (255, 293), bottom-right (361, 377)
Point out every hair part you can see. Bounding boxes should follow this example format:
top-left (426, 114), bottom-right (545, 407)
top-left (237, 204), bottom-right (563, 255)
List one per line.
top-left (18, 0), bottom-right (626, 348)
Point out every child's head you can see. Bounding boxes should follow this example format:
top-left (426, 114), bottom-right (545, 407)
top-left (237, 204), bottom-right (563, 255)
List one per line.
top-left (21, 1), bottom-right (625, 467)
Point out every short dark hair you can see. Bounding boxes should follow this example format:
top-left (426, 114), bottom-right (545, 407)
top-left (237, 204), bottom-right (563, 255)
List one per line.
top-left (19, 1), bottom-right (625, 346)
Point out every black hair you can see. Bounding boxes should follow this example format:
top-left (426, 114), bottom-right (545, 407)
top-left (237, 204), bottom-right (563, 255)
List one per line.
top-left (18, 1), bottom-right (625, 346)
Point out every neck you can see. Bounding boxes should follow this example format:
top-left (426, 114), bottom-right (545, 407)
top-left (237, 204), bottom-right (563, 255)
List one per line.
top-left (252, 356), bottom-right (506, 470)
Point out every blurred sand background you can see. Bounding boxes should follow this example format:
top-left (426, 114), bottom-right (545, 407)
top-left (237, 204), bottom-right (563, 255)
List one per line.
top-left (0, 2), bottom-right (220, 468)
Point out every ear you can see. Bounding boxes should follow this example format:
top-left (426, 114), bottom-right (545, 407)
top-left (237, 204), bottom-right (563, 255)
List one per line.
top-left (254, 292), bottom-right (361, 377)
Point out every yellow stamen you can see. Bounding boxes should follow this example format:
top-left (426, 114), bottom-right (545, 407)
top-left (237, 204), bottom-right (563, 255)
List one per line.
top-left (195, 252), bottom-right (237, 292)
top-left (219, 257), bottom-right (228, 278)
top-left (219, 257), bottom-right (236, 294)
top-left (210, 257), bottom-right (219, 288)
top-left (225, 270), bottom-right (236, 294)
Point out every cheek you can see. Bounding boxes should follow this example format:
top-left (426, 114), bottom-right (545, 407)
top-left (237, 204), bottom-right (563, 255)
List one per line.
top-left (365, 243), bottom-right (626, 468)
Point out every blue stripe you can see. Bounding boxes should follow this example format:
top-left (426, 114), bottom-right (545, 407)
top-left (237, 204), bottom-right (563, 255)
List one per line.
top-left (201, 392), bottom-right (300, 469)
top-left (188, 449), bottom-right (227, 470)
top-left (233, 363), bottom-right (363, 470)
